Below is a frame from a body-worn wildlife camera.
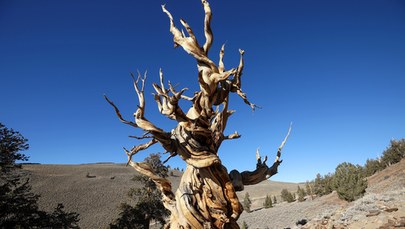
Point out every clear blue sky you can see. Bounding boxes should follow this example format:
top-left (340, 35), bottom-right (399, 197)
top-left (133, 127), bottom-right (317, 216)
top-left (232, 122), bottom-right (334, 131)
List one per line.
top-left (1, 0), bottom-right (404, 182)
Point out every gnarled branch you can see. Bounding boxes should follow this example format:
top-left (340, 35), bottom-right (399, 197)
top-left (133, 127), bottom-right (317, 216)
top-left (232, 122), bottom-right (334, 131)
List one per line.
top-left (229, 124), bottom-right (292, 191)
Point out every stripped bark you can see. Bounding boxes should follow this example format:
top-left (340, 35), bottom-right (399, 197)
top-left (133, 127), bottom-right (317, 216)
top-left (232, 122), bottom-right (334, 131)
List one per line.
top-left (105, 1), bottom-right (290, 228)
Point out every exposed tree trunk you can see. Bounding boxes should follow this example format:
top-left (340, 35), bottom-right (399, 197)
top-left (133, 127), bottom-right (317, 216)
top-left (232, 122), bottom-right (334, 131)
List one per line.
top-left (105, 1), bottom-right (291, 228)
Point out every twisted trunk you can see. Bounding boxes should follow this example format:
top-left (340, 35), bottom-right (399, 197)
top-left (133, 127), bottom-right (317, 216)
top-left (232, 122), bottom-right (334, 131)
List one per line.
top-left (105, 1), bottom-right (291, 228)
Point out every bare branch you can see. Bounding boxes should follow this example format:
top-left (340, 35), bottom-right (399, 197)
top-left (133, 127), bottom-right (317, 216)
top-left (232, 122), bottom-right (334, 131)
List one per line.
top-left (163, 152), bottom-right (178, 164)
top-left (224, 131), bottom-right (241, 140)
top-left (128, 132), bottom-right (153, 139)
top-left (234, 49), bottom-right (245, 88)
top-left (153, 69), bottom-right (189, 122)
top-left (162, 4), bottom-right (217, 70)
top-left (218, 44), bottom-right (225, 73)
top-left (181, 94), bottom-right (195, 101)
top-left (212, 68), bottom-right (236, 84)
top-left (180, 19), bottom-right (198, 45)
top-left (236, 87), bottom-right (261, 111)
top-left (104, 95), bottom-right (138, 128)
top-left (201, 0), bottom-right (213, 54)
top-left (131, 71), bottom-right (147, 112)
top-left (275, 122), bottom-right (292, 163)
top-left (123, 138), bottom-right (158, 165)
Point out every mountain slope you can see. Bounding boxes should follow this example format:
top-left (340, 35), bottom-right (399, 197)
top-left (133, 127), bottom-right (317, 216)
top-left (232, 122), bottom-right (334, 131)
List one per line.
top-left (23, 163), bottom-right (298, 228)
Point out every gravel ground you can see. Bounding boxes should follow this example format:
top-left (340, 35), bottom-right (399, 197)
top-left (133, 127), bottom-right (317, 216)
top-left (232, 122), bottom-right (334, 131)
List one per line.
top-left (237, 192), bottom-right (344, 229)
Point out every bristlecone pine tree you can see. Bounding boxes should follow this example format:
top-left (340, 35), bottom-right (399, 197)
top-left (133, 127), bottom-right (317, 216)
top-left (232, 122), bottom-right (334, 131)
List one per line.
top-left (105, 1), bottom-right (291, 228)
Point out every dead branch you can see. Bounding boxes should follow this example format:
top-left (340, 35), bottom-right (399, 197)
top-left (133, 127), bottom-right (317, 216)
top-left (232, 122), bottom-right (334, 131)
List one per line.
top-left (224, 131), bottom-right (241, 140)
top-left (123, 139), bottom-right (158, 165)
top-left (153, 69), bottom-right (189, 122)
top-left (275, 122), bottom-right (292, 163)
top-left (104, 95), bottom-right (138, 128)
top-left (229, 124), bottom-right (292, 191)
top-left (201, 0), bottom-right (213, 54)
top-left (128, 132), bottom-right (153, 139)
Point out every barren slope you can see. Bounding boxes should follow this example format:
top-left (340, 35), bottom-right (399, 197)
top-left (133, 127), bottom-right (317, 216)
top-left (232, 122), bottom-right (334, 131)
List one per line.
top-left (24, 160), bottom-right (404, 228)
top-left (23, 163), bottom-right (297, 228)
top-left (238, 159), bottom-right (405, 229)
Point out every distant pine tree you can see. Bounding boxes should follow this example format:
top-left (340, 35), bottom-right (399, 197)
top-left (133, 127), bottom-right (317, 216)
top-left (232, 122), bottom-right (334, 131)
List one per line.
top-left (332, 162), bottom-right (367, 202)
top-left (297, 185), bottom-right (306, 202)
top-left (363, 158), bottom-right (382, 177)
top-left (243, 192), bottom-right (252, 212)
top-left (305, 181), bottom-right (313, 199)
top-left (280, 189), bottom-right (294, 203)
top-left (263, 194), bottom-right (273, 208)
top-left (381, 139), bottom-right (405, 167)
top-left (0, 123), bottom-right (79, 228)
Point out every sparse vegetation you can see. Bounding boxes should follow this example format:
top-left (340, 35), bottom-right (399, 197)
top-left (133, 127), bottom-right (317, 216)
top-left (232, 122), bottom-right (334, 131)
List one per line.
top-left (0, 123), bottom-right (79, 228)
top-left (381, 139), bottom-right (405, 167)
top-left (305, 181), bottom-right (313, 199)
top-left (263, 194), bottom-right (273, 208)
top-left (297, 185), bottom-right (306, 202)
top-left (243, 192), bottom-right (252, 212)
top-left (280, 189), bottom-right (295, 203)
top-left (308, 139), bottom-right (405, 202)
top-left (241, 221), bottom-right (249, 229)
top-left (110, 153), bottom-right (169, 228)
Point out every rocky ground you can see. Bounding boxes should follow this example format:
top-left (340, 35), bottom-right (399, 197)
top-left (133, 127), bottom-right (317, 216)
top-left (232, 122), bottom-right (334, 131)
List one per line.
top-left (238, 159), bottom-right (405, 229)
top-left (23, 159), bottom-right (405, 228)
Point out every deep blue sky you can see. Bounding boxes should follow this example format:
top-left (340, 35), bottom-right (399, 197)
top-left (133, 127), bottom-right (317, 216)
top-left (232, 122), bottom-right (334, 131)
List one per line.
top-left (1, 0), bottom-right (404, 182)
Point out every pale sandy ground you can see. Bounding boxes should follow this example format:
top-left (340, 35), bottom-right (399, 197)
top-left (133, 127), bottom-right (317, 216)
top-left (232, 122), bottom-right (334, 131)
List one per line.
top-left (23, 159), bottom-right (405, 229)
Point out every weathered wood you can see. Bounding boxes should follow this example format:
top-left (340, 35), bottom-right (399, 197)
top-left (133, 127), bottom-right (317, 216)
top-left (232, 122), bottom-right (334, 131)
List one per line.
top-left (106, 1), bottom-right (290, 228)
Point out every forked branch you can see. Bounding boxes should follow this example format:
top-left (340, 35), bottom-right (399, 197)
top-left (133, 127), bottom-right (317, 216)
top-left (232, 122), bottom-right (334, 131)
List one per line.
top-left (229, 124), bottom-right (292, 191)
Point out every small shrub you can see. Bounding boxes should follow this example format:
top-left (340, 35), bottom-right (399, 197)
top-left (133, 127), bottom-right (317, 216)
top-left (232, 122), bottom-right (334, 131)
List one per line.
top-left (263, 194), bottom-right (273, 208)
top-left (243, 192), bottom-right (252, 212)
top-left (297, 185), bottom-right (306, 202)
top-left (280, 189), bottom-right (295, 203)
top-left (241, 221), bottom-right (248, 229)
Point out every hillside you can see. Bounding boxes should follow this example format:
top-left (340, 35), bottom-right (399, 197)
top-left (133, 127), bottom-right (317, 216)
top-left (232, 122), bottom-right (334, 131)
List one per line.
top-left (238, 159), bottom-right (405, 228)
top-left (22, 163), bottom-right (298, 228)
top-left (23, 159), bottom-right (405, 228)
